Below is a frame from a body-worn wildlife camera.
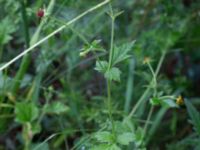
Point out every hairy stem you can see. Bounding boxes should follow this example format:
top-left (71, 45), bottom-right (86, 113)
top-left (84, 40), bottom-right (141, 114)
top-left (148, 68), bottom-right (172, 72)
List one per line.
top-left (106, 3), bottom-right (115, 134)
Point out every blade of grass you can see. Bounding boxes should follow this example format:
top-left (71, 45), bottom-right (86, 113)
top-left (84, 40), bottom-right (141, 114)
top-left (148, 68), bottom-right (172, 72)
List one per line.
top-left (145, 107), bottom-right (168, 145)
top-left (11, 0), bottom-right (31, 94)
top-left (124, 58), bottom-right (135, 113)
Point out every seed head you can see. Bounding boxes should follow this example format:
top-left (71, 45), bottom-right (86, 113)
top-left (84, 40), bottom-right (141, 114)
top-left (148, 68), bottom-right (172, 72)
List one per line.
top-left (37, 8), bottom-right (45, 18)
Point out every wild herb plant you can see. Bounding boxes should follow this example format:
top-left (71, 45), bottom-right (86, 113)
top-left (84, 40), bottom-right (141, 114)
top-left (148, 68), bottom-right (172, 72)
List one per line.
top-left (0, 0), bottom-right (200, 150)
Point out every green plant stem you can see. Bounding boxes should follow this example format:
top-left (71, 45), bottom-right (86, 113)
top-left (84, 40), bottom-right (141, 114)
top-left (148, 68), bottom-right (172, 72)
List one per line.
top-left (128, 50), bottom-right (166, 118)
top-left (12, 0), bottom-right (30, 95)
top-left (147, 62), bottom-right (157, 97)
top-left (106, 3), bottom-right (115, 134)
top-left (108, 5), bottom-right (115, 69)
top-left (23, 123), bottom-right (31, 150)
top-left (141, 105), bottom-right (154, 147)
top-left (124, 58), bottom-right (135, 113)
top-left (107, 80), bottom-right (115, 133)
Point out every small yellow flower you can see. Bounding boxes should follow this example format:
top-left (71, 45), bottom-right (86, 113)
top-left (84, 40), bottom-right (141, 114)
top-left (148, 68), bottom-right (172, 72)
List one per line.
top-left (176, 95), bottom-right (184, 105)
top-left (143, 57), bottom-right (151, 64)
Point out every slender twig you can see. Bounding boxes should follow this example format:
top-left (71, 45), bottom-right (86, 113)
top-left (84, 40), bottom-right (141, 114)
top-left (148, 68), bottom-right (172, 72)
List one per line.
top-left (141, 106), bottom-right (154, 146)
top-left (106, 3), bottom-right (115, 134)
top-left (128, 50), bottom-right (167, 118)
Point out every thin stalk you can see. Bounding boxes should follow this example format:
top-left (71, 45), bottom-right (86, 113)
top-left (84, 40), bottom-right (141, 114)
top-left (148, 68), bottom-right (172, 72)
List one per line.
top-left (141, 106), bottom-right (154, 147)
top-left (0, 0), bottom-right (110, 72)
top-left (12, 0), bottom-right (30, 94)
top-left (108, 5), bottom-right (115, 69)
top-left (107, 80), bottom-right (115, 133)
top-left (106, 3), bottom-right (115, 134)
top-left (128, 51), bottom-right (167, 118)
top-left (147, 62), bottom-right (157, 97)
top-left (124, 58), bottom-right (135, 113)
top-left (23, 123), bottom-right (31, 150)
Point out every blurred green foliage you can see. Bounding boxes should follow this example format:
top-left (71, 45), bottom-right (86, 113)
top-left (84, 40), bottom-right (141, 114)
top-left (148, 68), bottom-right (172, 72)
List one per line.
top-left (0, 0), bottom-right (200, 149)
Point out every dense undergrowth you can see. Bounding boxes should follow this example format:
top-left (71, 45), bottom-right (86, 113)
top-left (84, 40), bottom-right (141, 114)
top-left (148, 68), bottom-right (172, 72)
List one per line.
top-left (0, 0), bottom-right (200, 150)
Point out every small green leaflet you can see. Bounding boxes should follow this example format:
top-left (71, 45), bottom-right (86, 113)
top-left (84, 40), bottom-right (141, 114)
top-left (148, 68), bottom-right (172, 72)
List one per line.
top-left (15, 102), bottom-right (39, 124)
top-left (112, 41), bottom-right (135, 66)
top-left (105, 67), bottom-right (121, 82)
top-left (95, 61), bottom-right (121, 82)
top-left (95, 61), bottom-right (109, 74)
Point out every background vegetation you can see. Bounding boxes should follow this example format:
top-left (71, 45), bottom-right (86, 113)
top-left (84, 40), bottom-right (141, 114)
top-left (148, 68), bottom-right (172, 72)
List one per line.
top-left (0, 0), bottom-right (200, 149)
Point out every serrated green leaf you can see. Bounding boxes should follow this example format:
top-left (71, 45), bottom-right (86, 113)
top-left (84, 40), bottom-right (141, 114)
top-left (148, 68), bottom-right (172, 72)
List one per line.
top-left (95, 60), bottom-right (109, 74)
top-left (117, 132), bottom-right (134, 145)
top-left (15, 102), bottom-right (39, 124)
top-left (112, 41), bottom-right (135, 66)
top-left (185, 100), bottom-right (200, 135)
top-left (105, 67), bottom-right (121, 82)
top-left (44, 102), bottom-right (69, 115)
top-left (94, 131), bottom-right (114, 143)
